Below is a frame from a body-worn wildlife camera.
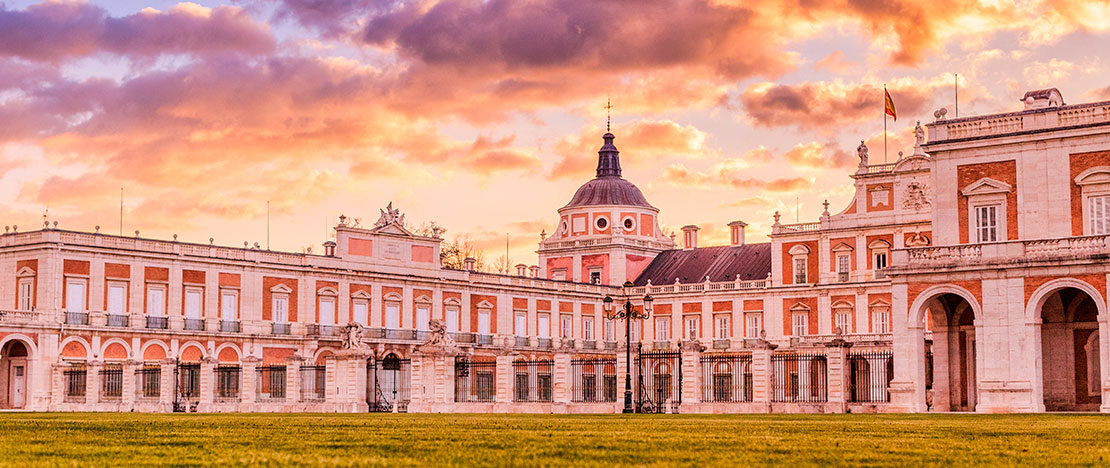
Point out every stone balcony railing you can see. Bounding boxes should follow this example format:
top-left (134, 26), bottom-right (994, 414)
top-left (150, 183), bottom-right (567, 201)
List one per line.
top-left (628, 278), bottom-right (771, 296)
top-left (893, 235), bottom-right (1110, 270)
top-left (0, 310), bottom-right (42, 324)
top-left (927, 101), bottom-right (1110, 142)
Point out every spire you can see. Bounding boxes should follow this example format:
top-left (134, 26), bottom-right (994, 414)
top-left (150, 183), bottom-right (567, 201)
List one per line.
top-left (596, 132), bottom-right (621, 177)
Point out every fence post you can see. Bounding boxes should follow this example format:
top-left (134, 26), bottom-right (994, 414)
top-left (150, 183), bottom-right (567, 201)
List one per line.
top-left (241, 356), bottom-right (259, 410)
top-left (553, 350), bottom-right (572, 411)
top-left (86, 359), bottom-right (102, 408)
top-left (495, 349), bottom-right (514, 411)
top-left (616, 343), bottom-right (630, 413)
top-left (750, 340), bottom-right (776, 413)
top-left (159, 358), bottom-right (176, 410)
top-left (286, 355), bottom-right (305, 409)
top-left (680, 340), bottom-right (704, 413)
top-left (324, 355), bottom-right (338, 410)
top-left (199, 357), bottom-right (216, 409)
top-left (122, 359), bottom-right (138, 410)
top-left (825, 339), bottom-right (851, 413)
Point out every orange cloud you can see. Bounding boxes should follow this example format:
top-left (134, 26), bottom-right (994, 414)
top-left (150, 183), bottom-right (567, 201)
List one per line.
top-left (740, 79), bottom-right (943, 131)
top-left (549, 120), bottom-right (715, 179)
top-left (661, 163), bottom-right (812, 192)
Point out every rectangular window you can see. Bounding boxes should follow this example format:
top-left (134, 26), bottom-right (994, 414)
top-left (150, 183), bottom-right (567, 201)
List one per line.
top-left (561, 315), bottom-right (572, 338)
top-left (685, 316), bottom-right (699, 340)
top-left (318, 297), bottom-right (336, 325)
top-left (353, 299), bottom-right (369, 326)
top-left (538, 313), bottom-right (550, 338)
top-left (477, 310), bottom-right (491, 335)
top-left (107, 283), bottom-right (126, 315)
top-left (975, 205), bottom-right (999, 243)
top-left (630, 320), bottom-right (641, 341)
top-left (221, 290), bottom-right (238, 320)
top-left (146, 286), bottom-right (166, 316)
top-left (65, 279), bottom-right (86, 313)
top-left (184, 288), bottom-right (202, 319)
top-left (837, 254), bottom-right (850, 282)
top-left (874, 252), bottom-right (888, 272)
top-left (835, 311), bottom-right (851, 334)
top-left (604, 319), bottom-right (615, 341)
top-left (654, 317), bottom-right (669, 341)
top-left (18, 278), bottom-right (33, 311)
top-left (875, 309), bottom-right (891, 334)
top-left (793, 257), bottom-right (807, 284)
top-left (515, 312), bottom-right (527, 336)
top-left (793, 312), bottom-right (809, 336)
top-left (583, 317), bottom-right (594, 340)
top-left (746, 313), bottom-right (762, 338)
top-left (416, 304), bottom-right (431, 331)
top-left (273, 295), bottom-right (288, 323)
top-left (589, 269), bottom-right (602, 285)
top-left (446, 305), bottom-right (460, 332)
top-left (716, 316), bottom-right (730, 339)
top-left (385, 302), bottom-right (400, 329)
top-left (1091, 195), bottom-right (1110, 235)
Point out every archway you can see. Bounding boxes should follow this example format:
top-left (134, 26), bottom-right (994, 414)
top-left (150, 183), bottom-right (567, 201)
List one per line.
top-left (368, 353), bottom-right (410, 412)
top-left (0, 340), bottom-right (30, 409)
top-left (921, 292), bottom-right (979, 412)
top-left (1037, 287), bottom-right (1102, 411)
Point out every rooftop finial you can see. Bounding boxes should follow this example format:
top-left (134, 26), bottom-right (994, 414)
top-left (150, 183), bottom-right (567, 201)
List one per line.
top-left (605, 97), bottom-right (612, 133)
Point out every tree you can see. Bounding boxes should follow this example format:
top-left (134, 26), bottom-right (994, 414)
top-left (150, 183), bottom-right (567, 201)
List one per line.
top-left (440, 235), bottom-right (485, 270)
top-left (491, 255), bottom-right (511, 275)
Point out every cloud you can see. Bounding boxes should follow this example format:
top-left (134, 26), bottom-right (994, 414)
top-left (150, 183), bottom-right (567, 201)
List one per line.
top-left (549, 119), bottom-right (715, 179)
top-left (782, 142), bottom-right (855, 169)
top-left (1023, 59), bottom-right (1075, 88)
top-left (0, 1), bottom-right (274, 62)
top-left (1086, 86), bottom-right (1110, 101)
top-left (739, 77), bottom-right (949, 131)
top-left (815, 50), bottom-right (857, 74)
top-left (661, 163), bottom-right (812, 192)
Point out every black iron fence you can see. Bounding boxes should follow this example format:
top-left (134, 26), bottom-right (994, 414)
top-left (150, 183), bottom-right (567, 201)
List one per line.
top-left (369, 355), bottom-right (411, 412)
top-left (700, 354), bottom-right (753, 403)
top-left (847, 351), bottom-right (894, 403)
top-left (925, 350), bottom-right (934, 391)
top-left (637, 351), bottom-right (681, 413)
top-left (65, 311), bottom-right (88, 325)
top-left (136, 365), bottom-right (160, 399)
top-left (64, 365), bottom-right (86, 402)
top-left (107, 314), bottom-right (129, 327)
top-left (771, 352), bottom-right (827, 403)
top-left (300, 365), bottom-right (326, 401)
top-left (454, 356), bottom-right (496, 403)
top-left (256, 365), bottom-right (287, 401)
top-left (146, 316), bottom-right (169, 329)
top-left (512, 360), bottom-right (553, 402)
top-left (215, 365), bottom-right (241, 401)
top-left (100, 365), bottom-right (123, 400)
top-left (184, 318), bottom-right (205, 331)
top-left (177, 363), bottom-right (200, 402)
top-left (571, 357), bottom-right (617, 403)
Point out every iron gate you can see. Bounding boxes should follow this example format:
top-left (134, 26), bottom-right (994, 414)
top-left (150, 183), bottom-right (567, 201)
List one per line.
top-left (637, 351), bottom-right (681, 413)
top-left (367, 353), bottom-right (411, 412)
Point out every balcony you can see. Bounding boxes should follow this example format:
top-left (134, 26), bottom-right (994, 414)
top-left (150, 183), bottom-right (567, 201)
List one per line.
top-left (220, 320), bottom-right (241, 333)
top-left (713, 339), bottom-right (730, 350)
top-left (0, 310), bottom-right (40, 324)
top-left (476, 334), bottom-right (493, 345)
top-left (581, 340), bottom-right (597, 350)
top-left (896, 235), bottom-right (1110, 271)
top-left (65, 311), bottom-right (89, 326)
top-left (603, 341), bottom-right (618, 350)
top-left (451, 332), bottom-right (475, 344)
top-left (184, 318), bottom-right (205, 331)
top-left (514, 336), bottom-right (530, 347)
top-left (146, 316), bottom-right (168, 330)
top-left (306, 324), bottom-right (339, 339)
top-left (270, 322), bottom-right (289, 335)
top-left (537, 338), bottom-right (552, 349)
top-left (106, 314), bottom-right (129, 328)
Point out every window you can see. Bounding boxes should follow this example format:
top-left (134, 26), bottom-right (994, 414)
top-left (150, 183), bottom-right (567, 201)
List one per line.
top-left (874, 252), bottom-right (888, 271)
top-left (623, 217), bottom-right (635, 232)
top-left (716, 316), bottom-right (730, 339)
top-left (515, 312), bottom-right (527, 336)
top-left (583, 317), bottom-right (594, 340)
top-left (385, 301), bottom-right (400, 329)
top-left (630, 320), bottom-right (641, 341)
top-left (17, 278), bottom-right (33, 311)
top-left (1091, 195), bottom-right (1110, 235)
top-left (445, 304), bottom-right (460, 332)
top-left (793, 257), bottom-right (808, 284)
top-left (589, 269), bottom-right (602, 285)
top-left (595, 216), bottom-right (608, 230)
top-left (975, 205), bottom-right (999, 243)
top-left (654, 317), bottom-right (669, 341)
top-left (793, 312), bottom-right (809, 336)
top-left (604, 319), bottom-right (615, 341)
top-left (65, 279), bottom-right (87, 313)
top-left (873, 308), bottom-right (891, 334)
top-left (184, 288), bottom-right (202, 319)
top-left (107, 283), bottom-right (126, 315)
top-left (221, 290), bottom-right (238, 320)
top-left (273, 295), bottom-right (288, 323)
top-left (869, 239), bottom-right (891, 280)
top-left (146, 285), bottom-right (166, 316)
top-left (561, 315), bottom-right (572, 338)
top-left (353, 299), bottom-right (369, 326)
top-left (319, 296), bottom-right (336, 326)
top-left (837, 254), bottom-right (850, 282)
top-left (416, 303), bottom-right (431, 331)
top-left (477, 309), bottom-right (491, 335)
top-left (746, 313), bottom-right (762, 338)
top-left (835, 311), bottom-right (851, 334)
top-left (685, 316), bottom-right (699, 340)
top-left (538, 313), bottom-right (550, 338)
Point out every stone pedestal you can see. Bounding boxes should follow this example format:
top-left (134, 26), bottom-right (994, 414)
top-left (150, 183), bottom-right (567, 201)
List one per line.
top-left (285, 355), bottom-right (305, 407)
top-left (616, 344), bottom-right (632, 413)
top-left (495, 353), bottom-right (513, 410)
top-left (408, 322), bottom-right (461, 413)
top-left (241, 356), bottom-right (259, 409)
top-left (824, 339), bottom-right (851, 413)
top-left (552, 351), bottom-right (571, 412)
top-left (87, 360), bottom-right (102, 407)
top-left (333, 349), bottom-right (369, 412)
top-left (750, 340), bottom-right (776, 413)
top-left (679, 340), bottom-right (704, 413)
top-left (159, 359), bottom-right (176, 409)
top-left (199, 357), bottom-right (216, 407)
top-left (122, 359), bottom-right (139, 410)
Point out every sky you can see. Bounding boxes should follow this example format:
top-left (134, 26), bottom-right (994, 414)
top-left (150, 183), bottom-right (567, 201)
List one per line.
top-left (1, 0), bottom-right (1109, 271)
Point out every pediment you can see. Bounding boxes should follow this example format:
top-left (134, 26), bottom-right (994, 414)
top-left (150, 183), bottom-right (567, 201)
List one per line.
top-left (961, 177), bottom-right (1012, 196)
top-left (270, 284), bottom-right (293, 294)
top-left (16, 266), bottom-right (36, 277)
top-left (870, 299), bottom-right (892, 309)
top-left (1075, 166), bottom-right (1110, 186)
top-left (788, 244), bottom-right (811, 256)
top-left (868, 239), bottom-right (892, 250)
top-left (831, 300), bottom-right (854, 310)
top-left (369, 221), bottom-right (415, 237)
top-left (317, 287), bottom-right (338, 296)
top-left (831, 242), bottom-right (854, 252)
top-left (351, 290), bottom-right (372, 300)
top-left (789, 303), bottom-right (811, 313)
top-left (475, 300), bottom-right (495, 309)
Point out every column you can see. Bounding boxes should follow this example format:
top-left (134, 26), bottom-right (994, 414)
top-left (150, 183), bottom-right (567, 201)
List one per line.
top-left (552, 351), bottom-right (571, 411)
top-left (825, 340), bottom-right (851, 413)
top-left (241, 356), bottom-right (259, 409)
top-left (123, 359), bottom-right (139, 410)
top-left (50, 363), bottom-right (65, 406)
top-left (286, 355), bottom-right (305, 408)
top-left (86, 360), bottom-right (102, 407)
top-left (679, 341), bottom-right (703, 413)
top-left (616, 343), bottom-right (630, 413)
top-left (324, 355), bottom-right (338, 409)
top-left (751, 342), bottom-right (775, 413)
top-left (159, 358), bottom-right (176, 409)
top-left (495, 352), bottom-right (513, 410)
top-left (350, 353), bottom-right (368, 412)
top-left (199, 357), bottom-right (216, 407)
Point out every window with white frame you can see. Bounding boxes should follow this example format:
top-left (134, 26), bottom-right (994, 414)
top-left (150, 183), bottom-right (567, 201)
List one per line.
top-left (834, 310), bottom-right (851, 334)
top-left (869, 239), bottom-right (891, 279)
top-left (353, 294), bottom-right (370, 326)
top-left (791, 306), bottom-right (809, 336)
top-left (1090, 195), bottom-right (1110, 235)
top-left (604, 319), bottom-right (615, 341)
top-left (538, 312), bottom-right (550, 338)
top-left (444, 302), bottom-right (460, 332)
top-left (318, 295), bottom-right (336, 326)
top-left (17, 275), bottom-right (33, 311)
top-left (872, 304), bottom-right (891, 334)
top-left (654, 317), bottom-right (669, 341)
top-left (1076, 168), bottom-right (1110, 235)
top-left (184, 287), bottom-right (202, 319)
top-left (974, 205), bottom-right (999, 243)
top-left (589, 268), bottom-right (602, 285)
top-left (416, 301), bottom-right (431, 331)
top-left (221, 289), bottom-right (238, 321)
top-left (685, 316), bottom-right (699, 340)
top-left (630, 320), bottom-right (641, 341)
top-left (561, 315), bottom-right (572, 338)
top-left (583, 316), bottom-right (594, 340)
top-left (146, 284), bottom-right (166, 316)
top-left (716, 315), bottom-right (730, 339)
top-left (962, 177), bottom-right (1010, 244)
top-left (746, 313), bottom-right (762, 338)
top-left (385, 298), bottom-right (401, 329)
top-left (477, 308), bottom-right (491, 335)
top-left (836, 254), bottom-right (850, 282)
top-left (65, 278), bottom-right (87, 313)
top-left (272, 294), bottom-right (289, 323)
top-left (789, 244), bottom-right (810, 284)
top-left (107, 282), bottom-right (127, 315)
top-left (515, 312), bottom-right (527, 336)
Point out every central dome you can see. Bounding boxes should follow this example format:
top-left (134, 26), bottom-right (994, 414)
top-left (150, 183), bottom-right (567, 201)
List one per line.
top-left (561, 132), bottom-right (655, 210)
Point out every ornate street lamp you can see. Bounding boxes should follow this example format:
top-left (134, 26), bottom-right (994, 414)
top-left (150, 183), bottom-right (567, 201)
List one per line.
top-left (603, 280), bottom-right (653, 413)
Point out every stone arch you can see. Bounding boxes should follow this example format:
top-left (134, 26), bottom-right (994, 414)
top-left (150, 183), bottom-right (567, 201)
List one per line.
top-left (178, 342), bottom-right (207, 362)
top-left (910, 284), bottom-right (983, 327)
top-left (1027, 278), bottom-right (1106, 412)
top-left (101, 339), bottom-right (131, 361)
top-left (1025, 278), bottom-right (1107, 321)
top-left (59, 337), bottom-right (91, 360)
top-left (215, 344), bottom-right (241, 363)
top-left (141, 341), bottom-right (168, 362)
top-left (0, 334), bottom-right (37, 359)
top-left (313, 347), bottom-right (337, 364)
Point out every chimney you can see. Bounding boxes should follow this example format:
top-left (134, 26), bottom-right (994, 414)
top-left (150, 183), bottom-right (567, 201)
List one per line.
top-left (464, 257), bottom-right (476, 271)
top-left (529, 265), bottom-right (540, 278)
top-left (728, 221), bottom-right (747, 246)
top-left (681, 225), bottom-right (699, 249)
top-left (515, 264), bottom-right (527, 276)
top-left (323, 240), bottom-right (336, 257)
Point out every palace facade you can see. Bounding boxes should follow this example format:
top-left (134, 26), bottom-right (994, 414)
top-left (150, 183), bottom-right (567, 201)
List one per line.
top-left (1, 88), bottom-right (1108, 413)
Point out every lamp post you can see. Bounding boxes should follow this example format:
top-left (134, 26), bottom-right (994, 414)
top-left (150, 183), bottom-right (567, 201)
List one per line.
top-left (603, 281), bottom-right (653, 414)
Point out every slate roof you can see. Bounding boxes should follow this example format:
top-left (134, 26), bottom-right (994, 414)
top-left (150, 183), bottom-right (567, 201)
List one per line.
top-left (632, 243), bottom-right (772, 286)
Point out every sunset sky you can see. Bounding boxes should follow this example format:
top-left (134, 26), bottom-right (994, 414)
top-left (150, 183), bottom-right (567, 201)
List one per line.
top-left (1, 0), bottom-right (1109, 270)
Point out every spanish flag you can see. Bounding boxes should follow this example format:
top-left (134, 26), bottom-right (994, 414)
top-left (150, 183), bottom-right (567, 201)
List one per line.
top-left (884, 87), bottom-right (897, 121)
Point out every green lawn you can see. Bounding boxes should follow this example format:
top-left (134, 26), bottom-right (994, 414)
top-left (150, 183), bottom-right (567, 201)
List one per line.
top-left (0, 413), bottom-right (1108, 467)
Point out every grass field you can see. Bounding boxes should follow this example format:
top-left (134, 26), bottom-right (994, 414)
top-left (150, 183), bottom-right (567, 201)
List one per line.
top-left (1, 413), bottom-right (1109, 467)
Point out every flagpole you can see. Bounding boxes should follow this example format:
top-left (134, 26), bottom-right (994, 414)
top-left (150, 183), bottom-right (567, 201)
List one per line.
top-left (883, 85), bottom-right (888, 164)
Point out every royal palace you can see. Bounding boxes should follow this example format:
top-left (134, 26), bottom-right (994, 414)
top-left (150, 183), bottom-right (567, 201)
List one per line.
top-left (1, 88), bottom-right (1109, 414)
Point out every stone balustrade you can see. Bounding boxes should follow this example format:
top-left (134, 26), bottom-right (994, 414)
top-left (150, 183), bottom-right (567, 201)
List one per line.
top-left (893, 234), bottom-right (1110, 271)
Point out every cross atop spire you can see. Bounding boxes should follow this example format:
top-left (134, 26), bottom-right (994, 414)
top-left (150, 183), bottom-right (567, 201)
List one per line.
top-left (604, 97), bottom-right (612, 132)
